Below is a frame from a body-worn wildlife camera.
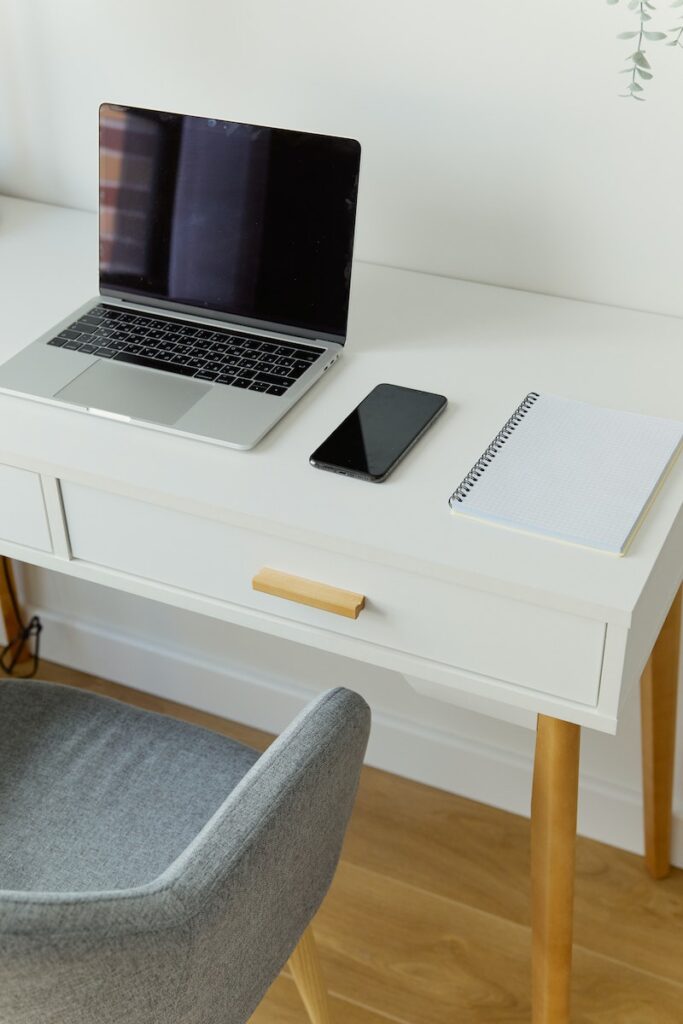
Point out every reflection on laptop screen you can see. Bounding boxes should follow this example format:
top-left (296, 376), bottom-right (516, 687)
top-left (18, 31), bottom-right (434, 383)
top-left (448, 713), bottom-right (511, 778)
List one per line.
top-left (99, 104), bottom-right (361, 340)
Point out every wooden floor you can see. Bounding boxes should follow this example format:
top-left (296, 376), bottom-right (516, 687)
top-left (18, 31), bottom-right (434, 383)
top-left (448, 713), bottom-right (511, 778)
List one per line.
top-left (36, 662), bottom-right (683, 1023)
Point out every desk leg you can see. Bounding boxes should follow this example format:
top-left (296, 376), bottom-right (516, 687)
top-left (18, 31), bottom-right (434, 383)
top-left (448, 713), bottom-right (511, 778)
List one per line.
top-left (288, 924), bottom-right (333, 1024)
top-left (531, 715), bottom-right (581, 1024)
top-left (0, 557), bottom-right (31, 667)
top-left (640, 585), bottom-right (682, 880)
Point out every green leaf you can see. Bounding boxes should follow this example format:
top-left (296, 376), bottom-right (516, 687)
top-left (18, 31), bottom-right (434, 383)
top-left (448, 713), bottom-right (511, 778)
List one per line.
top-left (629, 81), bottom-right (644, 90)
top-left (632, 50), bottom-right (652, 66)
top-left (641, 11), bottom-right (652, 20)
top-left (636, 66), bottom-right (654, 77)
top-left (632, 94), bottom-right (646, 100)
top-left (606, 0), bottom-right (619, 4)
top-left (628, 0), bottom-right (640, 8)
top-left (643, 30), bottom-right (667, 38)
top-left (666, 38), bottom-right (680, 42)
top-left (618, 30), bottom-right (640, 37)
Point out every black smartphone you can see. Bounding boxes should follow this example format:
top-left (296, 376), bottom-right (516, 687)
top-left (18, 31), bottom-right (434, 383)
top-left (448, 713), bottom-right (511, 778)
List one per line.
top-left (310, 384), bottom-right (447, 482)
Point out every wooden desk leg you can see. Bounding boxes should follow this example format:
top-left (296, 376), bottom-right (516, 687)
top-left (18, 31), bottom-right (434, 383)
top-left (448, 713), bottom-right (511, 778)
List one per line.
top-left (0, 557), bottom-right (31, 666)
top-left (640, 585), bottom-right (682, 880)
top-left (531, 715), bottom-right (581, 1024)
top-left (288, 924), bottom-right (334, 1024)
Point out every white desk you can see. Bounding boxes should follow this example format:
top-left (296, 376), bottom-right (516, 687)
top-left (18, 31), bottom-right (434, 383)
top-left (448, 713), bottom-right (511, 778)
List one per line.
top-left (1, 195), bottom-right (681, 1023)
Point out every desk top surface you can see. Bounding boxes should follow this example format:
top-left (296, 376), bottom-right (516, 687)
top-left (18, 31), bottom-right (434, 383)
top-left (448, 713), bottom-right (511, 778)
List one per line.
top-left (1, 196), bottom-right (681, 623)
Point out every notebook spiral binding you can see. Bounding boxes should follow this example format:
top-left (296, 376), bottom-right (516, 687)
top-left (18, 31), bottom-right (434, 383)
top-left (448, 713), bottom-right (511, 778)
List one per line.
top-left (449, 392), bottom-right (540, 507)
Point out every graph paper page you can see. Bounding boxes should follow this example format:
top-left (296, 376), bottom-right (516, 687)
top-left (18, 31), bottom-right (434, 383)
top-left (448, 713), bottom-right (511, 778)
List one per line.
top-left (451, 393), bottom-right (682, 554)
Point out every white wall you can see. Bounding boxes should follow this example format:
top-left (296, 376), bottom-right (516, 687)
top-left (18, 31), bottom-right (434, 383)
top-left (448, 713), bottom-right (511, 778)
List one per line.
top-left (3, 0), bottom-right (683, 858)
top-left (3, 0), bottom-right (683, 316)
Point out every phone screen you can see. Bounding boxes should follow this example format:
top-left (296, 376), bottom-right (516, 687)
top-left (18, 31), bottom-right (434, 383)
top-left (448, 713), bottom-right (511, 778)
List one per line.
top-left (310, 384), bottom-right (446, 481)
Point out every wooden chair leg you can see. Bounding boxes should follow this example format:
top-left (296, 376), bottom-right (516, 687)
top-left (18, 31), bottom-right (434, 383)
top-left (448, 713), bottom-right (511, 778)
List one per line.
top-left (0, 557), bottom-right (31, 666)
top-left (531, 714), bottom-right (581, 1024)
top-left (288, 924), bottom-right (333, 1024)
top-left (640, 585), bottom-right (682, 880)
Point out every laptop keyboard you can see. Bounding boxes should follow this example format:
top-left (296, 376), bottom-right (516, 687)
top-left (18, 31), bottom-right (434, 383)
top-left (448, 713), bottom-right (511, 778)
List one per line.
top-left (47, 306), bottom-right (325, 396)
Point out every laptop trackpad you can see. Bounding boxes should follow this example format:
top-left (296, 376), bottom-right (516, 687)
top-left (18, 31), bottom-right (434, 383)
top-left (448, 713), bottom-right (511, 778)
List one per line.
top-left (55, 361), bottom-right (209, 425)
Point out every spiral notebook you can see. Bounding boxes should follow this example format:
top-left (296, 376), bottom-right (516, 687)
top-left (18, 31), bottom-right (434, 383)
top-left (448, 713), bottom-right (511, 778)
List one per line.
top-left (448, 392), bottom-right (683, 555)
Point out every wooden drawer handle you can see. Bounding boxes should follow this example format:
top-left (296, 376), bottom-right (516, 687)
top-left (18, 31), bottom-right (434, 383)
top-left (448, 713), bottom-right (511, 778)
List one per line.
top-left (252, 568), bottom-right (365, 620)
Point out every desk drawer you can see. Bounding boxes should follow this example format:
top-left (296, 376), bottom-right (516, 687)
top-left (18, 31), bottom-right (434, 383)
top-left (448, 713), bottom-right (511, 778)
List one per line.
top-left (0, 464), bottom-right (51, 552)
top-left (61, 483), bottom-right (605, 705)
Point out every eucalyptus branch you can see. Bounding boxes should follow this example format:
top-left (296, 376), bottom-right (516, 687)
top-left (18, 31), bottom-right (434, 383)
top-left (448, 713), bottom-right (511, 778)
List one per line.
top-left (608, 0), bottom-right (667, 98)
top-left (666, 0), bottom-right (683, 47)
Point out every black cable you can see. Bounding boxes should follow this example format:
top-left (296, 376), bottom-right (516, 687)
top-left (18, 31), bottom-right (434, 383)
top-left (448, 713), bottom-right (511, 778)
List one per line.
top-left (0, 558), bottom-right (42, 678)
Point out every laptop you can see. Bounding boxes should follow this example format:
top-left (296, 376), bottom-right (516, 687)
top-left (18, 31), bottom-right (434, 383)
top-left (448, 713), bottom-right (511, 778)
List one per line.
top-left (0, 103), bottom-right (361, 449)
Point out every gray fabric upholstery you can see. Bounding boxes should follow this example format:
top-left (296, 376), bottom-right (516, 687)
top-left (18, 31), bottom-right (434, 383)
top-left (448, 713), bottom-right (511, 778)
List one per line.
top-left (0, 678), bottom-right (370, 1024)
top-left (0, 680), bottom-right (260, 891)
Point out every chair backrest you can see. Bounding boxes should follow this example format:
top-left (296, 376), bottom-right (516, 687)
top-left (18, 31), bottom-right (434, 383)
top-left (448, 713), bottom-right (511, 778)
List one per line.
top-left (0, 686), bottom-right (371, 1024)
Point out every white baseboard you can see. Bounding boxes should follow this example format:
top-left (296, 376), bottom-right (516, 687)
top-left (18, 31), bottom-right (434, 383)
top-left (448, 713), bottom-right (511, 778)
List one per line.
top-left (31, 607), bottom-right (683, 867)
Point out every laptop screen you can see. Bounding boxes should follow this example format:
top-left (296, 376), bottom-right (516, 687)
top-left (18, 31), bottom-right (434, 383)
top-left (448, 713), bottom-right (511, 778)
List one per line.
top-left (99, 104), bottom-right (360, 341)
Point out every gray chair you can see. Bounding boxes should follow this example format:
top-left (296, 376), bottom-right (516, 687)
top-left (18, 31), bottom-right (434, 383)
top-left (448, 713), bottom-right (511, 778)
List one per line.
top-left (0, 678), bottom-right (370, 1024)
